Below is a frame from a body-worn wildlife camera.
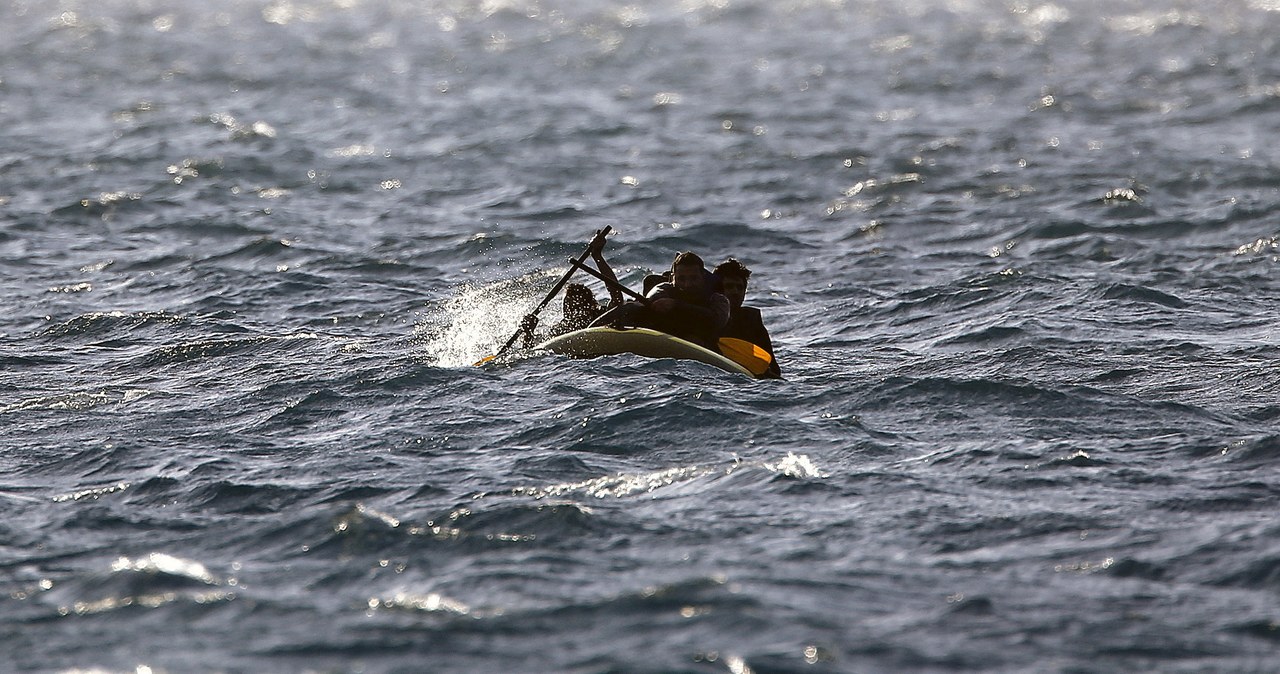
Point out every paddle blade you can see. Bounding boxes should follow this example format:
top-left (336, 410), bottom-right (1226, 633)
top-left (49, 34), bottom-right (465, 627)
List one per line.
top-left (473, 354), bottom-right (498, 366)
top-left (718, 337), bottom-right (773, 376)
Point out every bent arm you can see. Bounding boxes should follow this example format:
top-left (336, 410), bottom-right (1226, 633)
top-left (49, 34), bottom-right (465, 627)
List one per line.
top-left (707, 293), bottom-right (730, 332)
top-left (593, 252), bottom-right (624, 309)
top-left (659, 292), bottom-right (730, 339)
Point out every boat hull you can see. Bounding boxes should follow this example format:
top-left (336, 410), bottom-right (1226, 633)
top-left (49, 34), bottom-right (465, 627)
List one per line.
top-left (536, 327), bottom-right (756, 378)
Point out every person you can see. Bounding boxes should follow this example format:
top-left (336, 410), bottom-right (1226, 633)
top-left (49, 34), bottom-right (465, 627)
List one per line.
top-left (520, 233), bottom-right (623, 347)
top-left (713, 257), bottom-right (781, 378)
top-left (591, 251), bottom-right (729, 349)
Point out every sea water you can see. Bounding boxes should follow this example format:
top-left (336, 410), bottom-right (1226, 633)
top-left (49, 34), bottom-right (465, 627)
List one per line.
top-left (3, 0), bottom-right (1280, 671)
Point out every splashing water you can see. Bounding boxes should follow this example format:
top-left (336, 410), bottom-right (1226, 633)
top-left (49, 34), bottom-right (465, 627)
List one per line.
top-left (415, 269), bottom-right (571, 368)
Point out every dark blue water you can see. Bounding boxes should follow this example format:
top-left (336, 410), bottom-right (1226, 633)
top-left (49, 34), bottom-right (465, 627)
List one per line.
top-left (4, 1), bottom-right (1280, 672)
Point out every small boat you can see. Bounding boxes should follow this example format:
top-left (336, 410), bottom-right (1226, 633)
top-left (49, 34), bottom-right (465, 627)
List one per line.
top-left (535, 326), bottom-right (759, 378)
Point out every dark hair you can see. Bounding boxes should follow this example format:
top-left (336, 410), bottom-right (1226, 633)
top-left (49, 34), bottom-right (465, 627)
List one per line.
top-left (671, 251), bottom-right (704, 271)
top-left (564, 283), bottom-right (595, 306)
top-left (713, 257), bottom-right (752, 281)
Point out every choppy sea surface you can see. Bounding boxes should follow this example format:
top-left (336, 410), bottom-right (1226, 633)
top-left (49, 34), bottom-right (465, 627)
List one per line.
top-left (3, 0), bottom-right (1280, 672)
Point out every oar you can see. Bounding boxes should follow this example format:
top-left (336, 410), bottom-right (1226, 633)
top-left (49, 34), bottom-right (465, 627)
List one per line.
top-left (567, 258), bottom-right (775, 377)
top-left (716, 338), bottom-right (773, 377)
top-left (474, 226), bottom-right (612, 366)
top-left (567, 257), bottom-right (649, 304)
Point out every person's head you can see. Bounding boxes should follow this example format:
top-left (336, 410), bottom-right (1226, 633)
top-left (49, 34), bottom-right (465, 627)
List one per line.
top-left (670, 251), bottom-right (706, 294)
top-left (563, 283), bottom-right (597, 319)
top-left (713, 258), bottom-right (751, 309)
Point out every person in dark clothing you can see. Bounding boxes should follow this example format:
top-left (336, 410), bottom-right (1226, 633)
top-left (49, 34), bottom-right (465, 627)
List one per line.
top-left (713, 258), bottom-right (781, 378)
top-left (590, 251), bottom-right (729, 349)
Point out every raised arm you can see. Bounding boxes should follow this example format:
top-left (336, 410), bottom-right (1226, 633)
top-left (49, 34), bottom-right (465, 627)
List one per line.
top-left (589, 233), bottom-right (624, 309)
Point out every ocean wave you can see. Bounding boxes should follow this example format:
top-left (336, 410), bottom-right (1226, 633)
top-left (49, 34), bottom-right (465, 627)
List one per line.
top-left (36, 311), bottom-right (185, 340)
top-left (6, 0), bottom-right (1280, 670)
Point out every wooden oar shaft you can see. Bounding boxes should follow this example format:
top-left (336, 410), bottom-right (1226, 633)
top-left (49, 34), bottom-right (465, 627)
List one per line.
top-left (567, 257), bottom-right (649, 304)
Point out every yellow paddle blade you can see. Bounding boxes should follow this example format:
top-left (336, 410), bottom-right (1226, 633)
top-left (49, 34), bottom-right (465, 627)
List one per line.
top-left (718, 337), bottom-right (772, 376)
top-left (473, 354), bottom-right (497, 366)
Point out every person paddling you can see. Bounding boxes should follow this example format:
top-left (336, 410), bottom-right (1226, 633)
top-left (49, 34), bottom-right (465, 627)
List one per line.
top-left (713, 258), bottom-right (781, 378)
top-left (591, 251), bottom-right (729, 349)
top-left (520, 233), bottom-right (623, 348)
